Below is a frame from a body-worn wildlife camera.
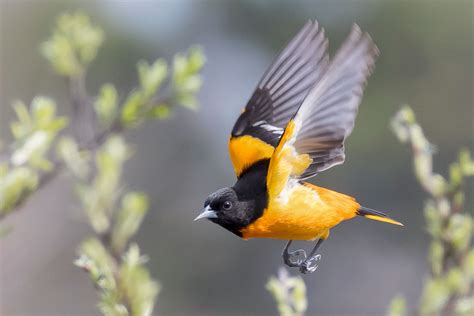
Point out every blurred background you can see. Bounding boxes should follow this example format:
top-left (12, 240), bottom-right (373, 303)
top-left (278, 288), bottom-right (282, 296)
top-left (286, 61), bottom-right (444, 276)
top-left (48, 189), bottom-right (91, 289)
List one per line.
top-left (0, 0), bottom-right (472, 315)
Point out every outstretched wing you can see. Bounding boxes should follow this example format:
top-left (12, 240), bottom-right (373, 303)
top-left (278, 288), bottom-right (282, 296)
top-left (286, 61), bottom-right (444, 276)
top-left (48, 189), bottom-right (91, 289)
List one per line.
top-left (267, 25), bottom-right (379, 198)
top-left (229, 20), bottom-right (329, 177)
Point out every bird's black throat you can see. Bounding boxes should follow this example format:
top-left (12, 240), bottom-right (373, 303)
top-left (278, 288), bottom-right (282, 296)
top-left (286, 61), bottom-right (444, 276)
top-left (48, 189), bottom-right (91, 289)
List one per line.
top-left (213, 159), bottom-right (269, 237)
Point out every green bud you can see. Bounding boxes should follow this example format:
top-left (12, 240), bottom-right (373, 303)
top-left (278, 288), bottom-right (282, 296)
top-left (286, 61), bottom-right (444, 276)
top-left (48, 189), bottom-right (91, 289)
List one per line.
top-left (400, 105), bottom-right (416, 124)
top-left (120, 244), bottom-right (160, 316)
top-left (41, 33), bottom-right (81, 76)
top-left (463, 249), bottom-right (474, 280)
top-left (10, 101), bottom-right (32, 140)
top-left (111, 192), bottom-right (149, 253)
top-left (31, 97), bottom-right (56, 127)
top-left (77, 238), bottom-right (117, 291)
top-left (455, 297), bottom-right (474, 316)
top-left (11, 131), bottom-right (51, 168)
top-left (41, 11), bottom-right (103, 76)
top-left (424, 202), bottom-right (442, 237)
top-left (148, 104), bottom-right (172, 119)
top-left (82, 136), bottom-right (129, 230)
top-left (95, 84), bottom-right (118, 126)
top-left (428, 241), bottom-right (444, 276)
top-left (446, 268), bottom-right (466, 295)
top-left (419, 278), bottom-right (450, 315)
top-left (56, 136), bottom-right (90, 179)
top-left (121, 91), bottom-right (145, 127)
top-left (386, 295), bottom-right (406, 316)
top-left (449, 162), bottom-right (463, 188)
top-left (77, 185), bottom-right (111, 233)
top-left (459, 149), bottom-right (474, 176)
top-left (137, 59), bottom-right (168, 98)
top-left (187, 46), bottom-right (206, 73)
top-left (452, 191), bottom-right (464, 210)
top-left (171, 46), bottom-right (205, 111)
top-left (176, 93), bottom-right (198, 110)
top-left (266, 268), bottom-right (307, 316)
top-left (0, 163), bottom-right (8, 178)
top-left (446, 214), bottom-right (472, 253)
top-left (0, 167), bottom-right (39, 213)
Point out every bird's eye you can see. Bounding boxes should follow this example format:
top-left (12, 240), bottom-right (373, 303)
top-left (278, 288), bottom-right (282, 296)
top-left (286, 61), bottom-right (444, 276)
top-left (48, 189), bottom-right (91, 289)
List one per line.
top-left (223, 201), bottom-right (232, 210)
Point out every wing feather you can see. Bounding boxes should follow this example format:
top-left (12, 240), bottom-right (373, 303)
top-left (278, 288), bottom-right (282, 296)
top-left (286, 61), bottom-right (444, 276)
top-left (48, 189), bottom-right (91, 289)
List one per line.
top-left (267, 25), bottom-right (378, 197)
top-left (229, 20), bottom-right (329, 177)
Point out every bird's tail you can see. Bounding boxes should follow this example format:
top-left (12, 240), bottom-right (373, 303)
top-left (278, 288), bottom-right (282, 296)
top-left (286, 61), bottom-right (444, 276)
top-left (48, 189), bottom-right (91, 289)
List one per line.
top-left (357, 206), bottom-right (404, 226)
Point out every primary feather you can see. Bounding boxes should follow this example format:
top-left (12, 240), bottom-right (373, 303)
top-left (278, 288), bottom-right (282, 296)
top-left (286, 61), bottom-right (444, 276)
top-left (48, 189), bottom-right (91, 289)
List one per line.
top-left (284, 24), bottom-right (379, 179)
top-left (228, 21), bottom-right (329, 177)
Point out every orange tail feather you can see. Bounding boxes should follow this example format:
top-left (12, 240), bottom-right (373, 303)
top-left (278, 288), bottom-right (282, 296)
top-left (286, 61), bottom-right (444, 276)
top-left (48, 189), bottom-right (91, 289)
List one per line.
top-left (357, 206), bottom-right (404, 226)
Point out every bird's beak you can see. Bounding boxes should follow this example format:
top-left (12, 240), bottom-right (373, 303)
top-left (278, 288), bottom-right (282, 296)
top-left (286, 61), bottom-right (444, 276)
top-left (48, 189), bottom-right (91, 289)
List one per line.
top-left (194, 205), bottom-right (217, 221)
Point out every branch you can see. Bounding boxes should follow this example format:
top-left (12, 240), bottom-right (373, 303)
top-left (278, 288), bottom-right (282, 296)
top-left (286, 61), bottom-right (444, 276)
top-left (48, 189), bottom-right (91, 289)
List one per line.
top-left (387, 105), bottom-right (474, 316)
top-left (267, 268), bottom-right (308, 316)
top-left (1, 11), bottom-right (205, 315)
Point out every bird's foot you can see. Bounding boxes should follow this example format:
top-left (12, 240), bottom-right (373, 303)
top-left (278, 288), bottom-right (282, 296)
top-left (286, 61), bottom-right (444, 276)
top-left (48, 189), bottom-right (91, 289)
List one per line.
top-left (299, 254), bottom-right (321, 274)
top-left (283, 249), bottom-right (307, 268)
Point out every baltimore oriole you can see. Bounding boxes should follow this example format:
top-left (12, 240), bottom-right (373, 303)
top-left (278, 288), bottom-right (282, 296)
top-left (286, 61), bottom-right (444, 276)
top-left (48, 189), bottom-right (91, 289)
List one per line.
top-left (195, 20), bottom-right (403, 274)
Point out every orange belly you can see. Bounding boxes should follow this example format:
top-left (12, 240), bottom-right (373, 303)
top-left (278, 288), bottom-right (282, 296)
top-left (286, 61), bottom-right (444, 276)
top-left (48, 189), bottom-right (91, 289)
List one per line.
top-left (240, 183), bottom-right (360, 240)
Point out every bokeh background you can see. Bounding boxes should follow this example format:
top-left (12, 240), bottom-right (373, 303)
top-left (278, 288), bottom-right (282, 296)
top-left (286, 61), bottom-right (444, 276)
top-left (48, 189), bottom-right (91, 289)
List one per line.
top-left (0, 0), bottom-right (472, 315)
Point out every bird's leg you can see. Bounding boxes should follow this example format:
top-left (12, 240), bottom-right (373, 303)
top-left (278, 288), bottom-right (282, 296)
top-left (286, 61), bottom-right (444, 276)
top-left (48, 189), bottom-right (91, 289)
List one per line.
top-left (282, 240), bottom-right (307, 267)
top-left (299, 239), bottom-right (324, 274)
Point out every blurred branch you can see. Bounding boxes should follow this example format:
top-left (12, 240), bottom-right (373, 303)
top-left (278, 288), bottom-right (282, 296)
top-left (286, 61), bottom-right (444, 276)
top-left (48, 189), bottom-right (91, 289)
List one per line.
top-left (267, 268), bottom-right (308, 316)
top-left (387, 105), bottom-right (474, 316)
top-left (0, 12), bottom-right (205, 223)
top-left (0, 10), bottom-right (205, 315)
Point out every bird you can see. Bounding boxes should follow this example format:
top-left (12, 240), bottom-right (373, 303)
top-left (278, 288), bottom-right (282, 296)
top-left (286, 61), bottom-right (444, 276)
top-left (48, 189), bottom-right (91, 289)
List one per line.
top-left (194, 20), bottom-right (403, 274)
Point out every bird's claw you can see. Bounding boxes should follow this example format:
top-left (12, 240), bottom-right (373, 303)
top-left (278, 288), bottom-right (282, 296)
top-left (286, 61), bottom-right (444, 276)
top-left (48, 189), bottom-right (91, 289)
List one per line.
top-left (283, 249), bottom-right (307, 267)
top-left (299, 254), bottom-right (321, 274)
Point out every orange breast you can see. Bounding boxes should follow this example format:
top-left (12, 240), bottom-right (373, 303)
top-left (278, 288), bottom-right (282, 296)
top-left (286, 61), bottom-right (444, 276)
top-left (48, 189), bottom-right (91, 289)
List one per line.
top-left (240, 182), bottom-right (360, 240)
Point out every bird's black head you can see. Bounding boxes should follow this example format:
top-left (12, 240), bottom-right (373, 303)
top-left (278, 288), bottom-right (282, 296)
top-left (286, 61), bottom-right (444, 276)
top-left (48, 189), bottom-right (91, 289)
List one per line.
top-left (194, 187), bottom-right (256, 237)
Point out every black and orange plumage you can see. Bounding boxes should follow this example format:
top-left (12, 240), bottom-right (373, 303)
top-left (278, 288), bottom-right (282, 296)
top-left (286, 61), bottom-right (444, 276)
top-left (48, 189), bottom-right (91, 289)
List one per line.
top-left (195, 20), bottom-right (403, 274)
